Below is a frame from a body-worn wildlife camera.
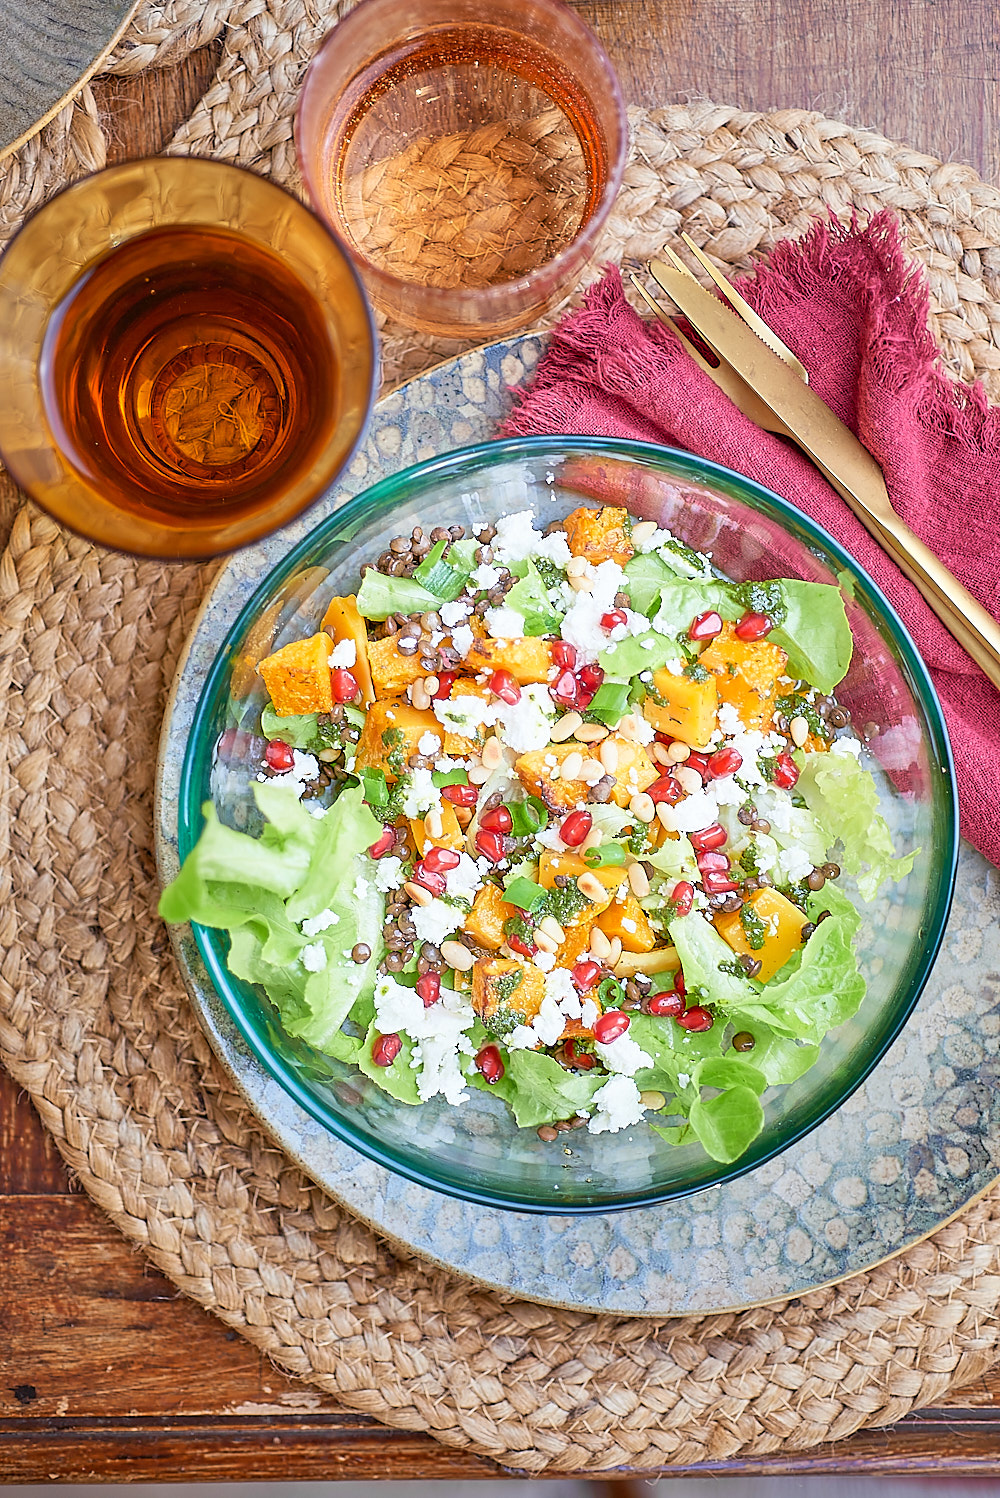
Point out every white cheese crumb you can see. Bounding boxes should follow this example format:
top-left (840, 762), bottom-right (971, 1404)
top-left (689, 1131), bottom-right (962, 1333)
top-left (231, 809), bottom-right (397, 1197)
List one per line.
top-left (433, 693), bottom-right (499, 738)
top-left (328, 637), bottom-right (357, 668)
top-left (496, 681), bottom-right (556, 753)
top-left (472, 563), bottom-right (502, 589)
top-left (300, 941), bottom-right (328, 972)
top-left (485, 604), bottom-right (526, 640)
top-left (373, 975), bottom-right (476, 1106)
top-left (410, 898), bottom-right (465, 945)
top-left (417, 730), bottom-right (442, 756)
top-left (450, 623), bottom-right (475, 658)
top-left (440, 600), bottom-right (471, 627)
top-left (594, 1031), bottom-right (654, 1076)
top-left (401, 767), bottom-right (439, 817)
top-left (445, 853), bottom-right (483, 902)
top-left (256, 748), bottom-right (319, 799)
top-left (300, 908), bottom-right (340, 936)
top-left (587, 1074), bottom-right (647, 1133)
top-left (372, 856), bottom-right (404, 893)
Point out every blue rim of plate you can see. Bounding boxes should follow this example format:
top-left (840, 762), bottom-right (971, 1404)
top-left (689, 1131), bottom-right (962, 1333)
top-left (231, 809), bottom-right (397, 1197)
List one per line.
top-left (176, 434), bottom-right (960, 1214)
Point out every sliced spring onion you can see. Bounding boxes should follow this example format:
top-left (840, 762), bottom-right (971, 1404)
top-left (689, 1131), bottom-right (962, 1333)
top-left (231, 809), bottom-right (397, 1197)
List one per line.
top-left (598, 975), bottom-right (625, 1008)
top-left (502, 876), bottom-right (549, 914)
top-left (507, 796), bottom-right (549, 837)
top-left (586, 679), bottom-right (632, 726)
top-left (361, 767), bottom-right (389, 807)
top-left (432, 767), bottom-right (469, 788)
top-left (583, 841), bottom-right (627, 868)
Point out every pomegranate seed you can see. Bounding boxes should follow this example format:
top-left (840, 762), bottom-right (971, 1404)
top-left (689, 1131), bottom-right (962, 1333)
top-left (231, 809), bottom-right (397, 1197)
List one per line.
top-left (772, 750), bottom-right (800, 789)
top-left (564, 1039), bottom-right (595, 1069)
top-left (550, 668), bottom-right (579, 707)
top-left (674, 970), bottom-right (686, 999)
top-left (600, 609), bottom-right (628, 630)
top-left (689, 609), bottom-right (723, 641)
top-left (689, 823), bottom-right (727, 851)
top-left (552, 640), bottom-right (577, 669)
top-left (647, 773), bottom-right (684, 804)
top-left (560, 810), bottom-right (593, 847)
top-left (654, 731), bottom-right (674, 745)
top-left (476, 1044), bottom-right (505, 1084)
top-left (508, 932), bottom-right (538, 959)
top-left (702, 869), bottom-right (740, 893)
top-left (578, 662), bottom-right (605, 691)
top-left (475, 829), bottom-right (506, 863)
top-left (416, 972), bottom-right (441, 1007)
top-left (442, 782), bottom-right (478, 807)
top-left (676, 1005), bottom-right (714, 1032)
top-left (594, 1009), bottom-right (630, 1044)
top-left (265, 740), bottom-right (295, 772)
top-left (708, 745), bottom-right (743, 778)
top-left (671, 880), bottom-right (694, 916)
top-left (684, 751), bottom-right (712, 778)
top-left (421, 845), bottom-right (461, 873)
top-left (412, 863), bottom-right (447, 896)
top-left (647, 990), bottom-right (684, 1017)
top-left (433, 671), bottom-right (456, 700)
top-left (575, 686), bottom-right (596, 710)
top-left (697, 849), bottom-right (730, 872)
top-left (368, 828), bottom-right (395, 859)
top-left (571, 959), bottom-right (602, 991)
top-left (489, 668), bottom-right (521, 705)
top-left (480, 805), bottom-right (513, 835)
top-left (331, 666), bottom-right (360, 703)
top-left (372, 1032), bottom-right (402, 1066)
top-left (735, 611), bottom-right (773, 641)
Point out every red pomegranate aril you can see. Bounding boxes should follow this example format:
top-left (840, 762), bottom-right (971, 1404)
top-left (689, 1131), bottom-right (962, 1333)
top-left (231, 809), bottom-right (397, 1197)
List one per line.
top-left (508, 932), bottom-right (538, 959)
top-left (552, 640), bottom-right (578, 669)
top-left (600, 609), bottom-right (628, 630)
top-left (578, 662), bottom-right (605, 691)
top-left (475, 1044), bottom-right (505, 1085)
top-left (416, 972), bottom-right (441, 1008)
top-left (574, 686), bottom-right (596, 710)
top-left (421, 845), bottom-right (461, 873)
top-left (772, 750), bottom-right (800, 789)
top-left (689, 822), bottom-right (727, 851)
top-left (647, 773), bottom-right (684, 805)
top-left (671, 880), bottom-right (695, 916)
top-left (702, 869), bottom-right (740, 893)
top-left (571, 959), bottom-right (602, 991)
top-left (489, 668), bottom-right (521, 705)
top-left (475, 829), bottom-right (507, 863)
top-left (264, 739), bottom-right (295, 772)
top-left (560, 809), bottom-right (593, 847)
top-left (674, 970), bottom-right (686, 998)
top-left (689, 609), bottom-right (724, 641)
top-left (368, 828), bottom-right (395, 859)
top-left (735, 611), bottom-right (773, 641)
top-left (697, 849), bottom-right (730, 873)
top-left (594, 1009), bottom-right (630, 1044)
top-left (684, 751), bottom-right (712, 779)
top-left (442, 782), bottom-right (478, 807)
top-left (708, 746), bottom-right (743, 778)
top-left (372, 1032), bottom-right (402, 1066)
top-left (551, 668), bottom-right (578, 706)
top-left (480, 805), bottom-right (513, 835)
top-left (331, 666), bottom-right (360, 703)
top-left (647, 990), bottom-right (685, 1017)
top-left (676, 1005), bottom-right (714, 1032)
top-left (412, 863), bottom-right (447, 896)
top-left (432, 671), bottom-right (456, 700)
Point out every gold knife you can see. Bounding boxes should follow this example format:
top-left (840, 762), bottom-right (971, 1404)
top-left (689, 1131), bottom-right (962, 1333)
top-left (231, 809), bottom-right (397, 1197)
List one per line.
top-left (648, 259), bottom-right (1000, 692)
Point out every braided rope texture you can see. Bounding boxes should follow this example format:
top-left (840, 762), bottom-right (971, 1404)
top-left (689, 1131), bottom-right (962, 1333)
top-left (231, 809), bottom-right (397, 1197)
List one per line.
top-left (5, 0), bottom-right (1000, 1470)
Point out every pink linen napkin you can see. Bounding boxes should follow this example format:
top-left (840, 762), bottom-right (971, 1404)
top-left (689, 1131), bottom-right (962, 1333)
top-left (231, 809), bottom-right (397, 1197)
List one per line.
top-left (502, 212), bottom-right (1000, 866)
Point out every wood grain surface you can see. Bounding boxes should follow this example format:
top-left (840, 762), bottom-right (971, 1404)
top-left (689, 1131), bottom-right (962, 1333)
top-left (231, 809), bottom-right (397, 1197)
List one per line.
top-left (3, 1), bottom-right (1000, 1480)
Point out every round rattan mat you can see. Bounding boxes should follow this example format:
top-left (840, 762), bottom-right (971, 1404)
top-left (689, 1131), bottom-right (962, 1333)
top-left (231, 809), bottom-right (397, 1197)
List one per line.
top-left (4, 0), bottom-right (1000, 1471)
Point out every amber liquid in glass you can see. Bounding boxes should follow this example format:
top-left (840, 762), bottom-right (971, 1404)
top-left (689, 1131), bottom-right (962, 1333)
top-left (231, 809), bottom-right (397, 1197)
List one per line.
top-left (331, 26), bottom-right (608, 290)
top-left (41, 226), bottom-right (339, 523)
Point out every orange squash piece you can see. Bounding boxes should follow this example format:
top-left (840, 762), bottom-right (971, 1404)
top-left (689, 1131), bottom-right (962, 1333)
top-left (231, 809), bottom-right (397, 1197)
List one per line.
top-left (597, 891), bottom-right (657, 953)
top-left (471, 957), bottom-right (546, 1034)
top-left (644, 668), bottom-right (718, 749)
top-left (410, 799), bottom-right (464, 856)
top-left (321, 595), bottom-right (375, 705)
top-left (257, 632), bottom-right (333, 716)
top-left (563, 505), bottom-right (635, 566)
top-left (366, 635), bottom-right (427, 697)
top-left (713, 886), bottom-right (808, 984)
top-left (463, 884), bottom-right (517, 951)
top-left (354, 700), bottom-right (441, 779)
top-left (606, 736), bottom-right (659, 807)
top-left (698, 623), bottom-right (788, 732)
top-left (466, 635), bottom-right (553, 684)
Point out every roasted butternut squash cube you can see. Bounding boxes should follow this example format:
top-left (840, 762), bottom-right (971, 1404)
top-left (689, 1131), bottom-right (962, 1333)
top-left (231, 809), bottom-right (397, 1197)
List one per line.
top-left (597, 891), bottom-right (657, 953)
top-left (321, 595), bottom-right (374, 705)
top-left (607, 736), bottom-right (659, 807)
top-left (257, 632), bottom-right (333, 716)
top-left (553, 918), bottom-right (598, 970)
top-left (536, 851), bottom-right (627, 916)
top-left (354, 700), bottom-right (441, 780)
top-left (466, 634), bottom-right (553, 684)
top-left (471, 957), bottom-right (546, 1037)
top-left (410, 799), bottom-right (464, 856)
top-left (515, 743), bottom-right (590, 810)
top-left (644, 669), bottom-right (718, 749)
top-left (437, 679), bottom-right (494, 754)
top-left (713, 886), bottom-right (808, 984)
top-left (563, 505), bottom-right (635, 566)
top-left (463, 883), bottom-right (517, 951)
top-left (699, 623), bottom-right (788, 732)
top-left (366, 634), bottom-right (427, 697)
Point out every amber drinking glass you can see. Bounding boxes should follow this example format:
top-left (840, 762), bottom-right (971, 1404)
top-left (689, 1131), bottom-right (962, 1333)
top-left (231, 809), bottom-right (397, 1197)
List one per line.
top-left (0, 158), bottom-right (377, 559)
top-left (296, 0), bottom-right (627, 337)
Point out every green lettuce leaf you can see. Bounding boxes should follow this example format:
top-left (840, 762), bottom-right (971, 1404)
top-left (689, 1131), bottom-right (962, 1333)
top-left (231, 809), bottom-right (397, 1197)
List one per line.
top-left (356, 1020), bottom-right (422, 1103)
top-left (475, 1048), bottom-right (605, 1128)
top-left (769, 580), bottom-right (852, 693)
top-left (504, 559), bottom-right (563, 636)
top-left (686, 1085), bottom-right (765, 1163)
top-left (356, 570), bottom-right (441, 620)
top-left (650, 577), bottom-right (739, 639)
top-left (667, 913), bottom-right (763, 1012)
top-left (598, 631), bottom-right (682, 677)
top-left (796, 748), bottom-right (916, 898)
top-left (260, 705), bottom-right (321, 750)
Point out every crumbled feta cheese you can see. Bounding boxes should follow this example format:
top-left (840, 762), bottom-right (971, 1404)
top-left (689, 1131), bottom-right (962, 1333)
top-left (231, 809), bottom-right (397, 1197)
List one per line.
top-left (587, 1074), bottom-right (647, 1133)
top-left (372, 856), bottom-right (404, 893)
top-left (401, 767), bottom-right (439, 817)
top-left (772, 842), bottom-right (815, 884)
top-left (373, 975), bottom-right (476, 1106)
top-left (472, 563), bottom-right (501, 590)
top-left (450, 623), bottom-right (475, 658)
top-left (417, 730), bottom-right (442, 756)
top-left (439, 600), bottom-right (471, 628)
top-left (668, 788), bottom-right (720, 832)
top-left (830, 735), bottom-right (863, 758)
top-left (491, 509), bottom-right (572, 568)
top-left (534, 950), bottom-right (557, 971)
top-left (445, 852), bottom-right (483, 902)
top-left (410, 898), bottom-right (465, 945)
top-left (507, 1024), bottom-right (538, 1051)
top-left (580, 997), bottom-right (599, 1028)
top-left (544, 967), bottom-right (578, 1011)
top-left (662, 658), bottom-right (684, 676)
top-left (328, 637), bottom-right (357, 668)
top-left (485, 604), bottom-right (526, 640)
top-left (496, 682), bottom-right (556, 753)
top-left (595, 1031), bottom-right (654, 1076)
top-left (560, 559), bottom-right (625, 661)
top-left (300, 908), bottom-right (340, 937)
top-left (257, 748), bottom-right (319, 799)
top-left (300, 941), bottom-right (328, 972)
top-left (433, 693), bottom-right (499, 738)
top-left (353, 872), bottom-right (370, 900)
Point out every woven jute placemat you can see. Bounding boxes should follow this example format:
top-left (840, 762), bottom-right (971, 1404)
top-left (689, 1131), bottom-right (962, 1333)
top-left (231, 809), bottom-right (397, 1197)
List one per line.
top-left (4, 0), bottom-right (1000, 1471)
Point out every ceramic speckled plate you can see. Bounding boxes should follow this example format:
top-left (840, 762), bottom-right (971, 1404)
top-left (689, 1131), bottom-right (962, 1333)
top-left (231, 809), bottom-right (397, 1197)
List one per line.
top-left (156, 334), bottom-right (1000, 1317)
top-left (0, 0), bottom-right (140, 160)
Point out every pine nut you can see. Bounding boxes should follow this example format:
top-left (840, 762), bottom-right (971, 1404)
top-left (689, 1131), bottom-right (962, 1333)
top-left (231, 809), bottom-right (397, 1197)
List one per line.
top-left (617, 714), bottom-right (639, 741)
top-left (656, 803), bottom-right (678, 830)
top-left (533, 929), bottom-right (559, 953)
top-left (468, 763), bottom-right (491, 784)
top-left (580, 758), bottom-right (605, 781)
top-left (565, 555), bottom-right (589, 577)
top-left (627, 863), bottom-right (650, 897)
top-left (639, 1089), bottom-right (666, 1110)
top-left (440, 939), bottom-right (475, 970)
top-left (482, 736), bottom-right (505, 770)
top-left (561, 750), bottom-right (584, 782)
top-left (424, 807), bottom-right (444, 839)
top-left (577, 872), bottom-right (608, 903)
top-left (666, 740), bottom-right (691, 763)
top-left (581, 827), bottom-right (603, 851)
top-left (631, 520), bottom-right (658, 546)
top-left (673, 765), bottom-right (703, 795)
top-left (552, 711), bottom-right (583, 741)
top-left (411, 682), bottom-right (431, 710)
top-left (574, 722), bottom-right (609, 742)
top-left (567, 573), bottom-right (593, 592)
top-left (403, 880), bottom-right (434, 907)
top-left (789, 714), bottom-right (809, 747)
top-left (599, 739), bottom-right (619, 773)
top-left (539, 915), bottom-right (566, 944)
top-left (629, 792), bottom-right (655, 823)
top-left (589, 926), bottom-right (612, 959)
top-left (606, 936), bottom-right (623, 967)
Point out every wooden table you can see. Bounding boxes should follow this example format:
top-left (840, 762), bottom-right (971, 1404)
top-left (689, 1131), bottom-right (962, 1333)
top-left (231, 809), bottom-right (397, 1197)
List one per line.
top-left (3, 0), bottom-right (999, 1481)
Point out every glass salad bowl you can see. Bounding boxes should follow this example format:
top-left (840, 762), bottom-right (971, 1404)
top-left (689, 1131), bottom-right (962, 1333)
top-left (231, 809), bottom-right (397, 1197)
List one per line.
top-left (170, 436), bottom-right (958, 1214)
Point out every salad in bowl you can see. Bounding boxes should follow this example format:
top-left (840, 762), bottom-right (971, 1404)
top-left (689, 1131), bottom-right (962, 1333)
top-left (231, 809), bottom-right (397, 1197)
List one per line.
top-left (160, 442), bottom-right (944, 1184)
